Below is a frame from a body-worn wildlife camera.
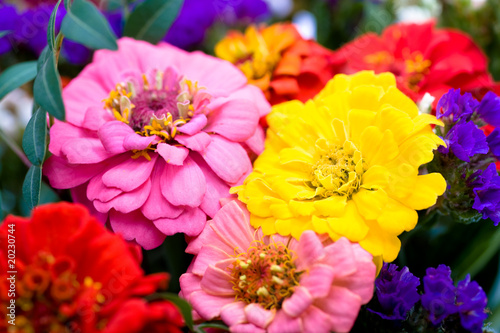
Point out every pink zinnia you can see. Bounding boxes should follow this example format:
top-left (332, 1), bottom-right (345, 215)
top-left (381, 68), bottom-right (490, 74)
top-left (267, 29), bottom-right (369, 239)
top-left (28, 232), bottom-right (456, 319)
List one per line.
top-left (45, 38), bottom-right (270, 249)
top-left (180, 201), bottom-right (376, 333)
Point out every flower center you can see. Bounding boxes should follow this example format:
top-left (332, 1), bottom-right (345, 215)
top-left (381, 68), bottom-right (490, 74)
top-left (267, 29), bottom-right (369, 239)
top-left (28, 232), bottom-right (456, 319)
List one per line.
top-left (103, 68), bottom-right (211, 157)
top-left (308, 141), bottom-right (365, 198)
top-left (15, 252), bottom-right (106, 332)
top-left (404, 51), bottom-right (431, 90)
top-left (229, 241), bottom-right (302, 310)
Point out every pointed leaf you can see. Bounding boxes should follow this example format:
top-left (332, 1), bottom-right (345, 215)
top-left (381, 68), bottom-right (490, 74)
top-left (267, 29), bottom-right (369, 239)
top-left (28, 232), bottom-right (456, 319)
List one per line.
top-left (156, 293), bottom-right (194, 331)
top-left (22, 108), bottom-right (47, 166)
top-left (23, 166), bottom-right (42, 210)
top-left (0, 61), bottom-right (37, 100)
top-left (33, 50), bottom-right (65, 120)
top-left (61, 0), bottom-right (118, 50)
top-left (123, 0), bottom-right (184, 44)
top-left (47, 0), bottom-right (63, 50)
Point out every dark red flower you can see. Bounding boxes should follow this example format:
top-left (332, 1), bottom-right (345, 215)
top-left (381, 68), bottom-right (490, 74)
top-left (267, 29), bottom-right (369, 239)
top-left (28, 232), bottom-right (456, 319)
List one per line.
top-left (0, 202), bottom-right (183, 333)
top-left (336, 21), bottom-right (495, 103)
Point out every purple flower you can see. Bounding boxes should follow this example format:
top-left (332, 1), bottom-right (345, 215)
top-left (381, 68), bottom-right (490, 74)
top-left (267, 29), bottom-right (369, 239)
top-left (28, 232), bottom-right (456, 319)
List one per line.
top-left (436, 89), bottom-right (479, 122)
top-left (369, 263), bottom-right (420, 320)
top-left (469, 163), bottom-right (500, 225)
top-left (0, 1), bottom-right (122, 65)
top-left (477, 91), bottom-right (500, 127)
top-left (487, 127), bottom-right (500, 159)
top-left (164, 0), bottom-right (269, 50)
top-left (456, 275), bottom-right (488, 333)
top-left (421, 265), bottom-right (458, 325)
top-left (440, 119), bottom-right (489, 162)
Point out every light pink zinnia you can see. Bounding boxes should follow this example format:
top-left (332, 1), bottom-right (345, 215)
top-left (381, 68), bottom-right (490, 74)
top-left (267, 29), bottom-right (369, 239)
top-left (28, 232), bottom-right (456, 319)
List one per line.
top-left (44, 38), bottom-right (270, 249)
top-left (180, 201), bottom-right (376, 333)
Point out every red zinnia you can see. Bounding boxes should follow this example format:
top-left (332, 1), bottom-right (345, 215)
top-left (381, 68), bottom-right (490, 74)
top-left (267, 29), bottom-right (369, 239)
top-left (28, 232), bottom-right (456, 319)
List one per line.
top-left (336, 21), bottom-right (495, 103)
top-left (0, 202), bottom-right (183, 333)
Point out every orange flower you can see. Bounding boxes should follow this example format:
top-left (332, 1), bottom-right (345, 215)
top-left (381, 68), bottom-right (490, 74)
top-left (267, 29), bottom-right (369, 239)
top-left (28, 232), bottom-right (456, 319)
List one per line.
top-left (216, 23), bottom-right (343, 105)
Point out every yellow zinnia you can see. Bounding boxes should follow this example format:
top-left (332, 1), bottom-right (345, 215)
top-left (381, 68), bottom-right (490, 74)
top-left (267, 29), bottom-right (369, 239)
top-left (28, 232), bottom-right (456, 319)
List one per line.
top-left (232, 71), bottom-right (446, 262)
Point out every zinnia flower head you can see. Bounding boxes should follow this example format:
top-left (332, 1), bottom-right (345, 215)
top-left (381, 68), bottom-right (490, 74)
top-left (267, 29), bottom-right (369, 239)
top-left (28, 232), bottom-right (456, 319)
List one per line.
top-left (233, 71), bottom-right (446, 262)
top-left (336, 21), bottom-right (495, 103)
top-left (368, 263), bottom-right (420, 320)
top-left (45, 38), bottom-right (270, 249)
top-left (0, 202), bottom-right (184, 333)
top-left (180, 200), bottom-right (376, 333)
top-left (215, 23), bottom-right (343, 105)
top-left (421, 265), bottom-right (487, 333)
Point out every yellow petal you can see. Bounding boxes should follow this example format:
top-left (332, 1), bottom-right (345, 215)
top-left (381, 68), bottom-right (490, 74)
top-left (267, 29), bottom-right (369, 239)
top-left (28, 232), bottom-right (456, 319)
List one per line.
top-left (348, 85), bottom-right (384, 111)
top-left (352, 188), bottom-right (388, 220)
top-left (314, 195), bottom-right (347, 217)
top-left (332, 119), bottom-right (348, 144)
top-left (270, 203), bottom-right (294, 219)
top-left (348, 108), bottom-right (376, 144)
top-left (402, 173), bottom-right (447, 210)
top-left (362, 165), bottom-right (390, 189)
top-left (377, 198), bottom-right (418, 234)
top-left (359, 219), bottom-right (401, 262)
top-left (250, 215), bottom-right (276, 235)
top-left (279, 147), bottom-right (314, 165)
top-left (327, 200), bottom-right (369, 242)
top-left (379, 86), bottom-right (418, 118)
top-left (289, 200), bottom-right (316, 216)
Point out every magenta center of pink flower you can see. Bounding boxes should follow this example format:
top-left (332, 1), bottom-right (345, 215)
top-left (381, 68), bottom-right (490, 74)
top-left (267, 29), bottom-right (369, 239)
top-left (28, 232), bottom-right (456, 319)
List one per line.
top-left (103, 69), bottom-right (211, 143)
top-left (229, 241), bottom-right (302, 310)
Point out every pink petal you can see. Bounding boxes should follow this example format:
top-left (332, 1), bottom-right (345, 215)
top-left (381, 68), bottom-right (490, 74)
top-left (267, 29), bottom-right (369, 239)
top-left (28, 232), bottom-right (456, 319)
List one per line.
top-left (161, 155), bottom-right (206, 207)
top-left (188, 290), bottom-right (234, 320)
top-left (179, 51), bottom-right (247, 97)
top-left (227, 84), bottom-right (270, 117)
top-left (141, 161), bottom-right (184, 220)
top-left (202, 135), bottom-right (252, 184)
top-left (191, 245), bottom-right (232, 276)
top-left (49, 120), bottom-right (97, 156)
top-left (282, 286), bottom-right (313, 318)
top-left (93, 179), bottom-right (151, 214)
top-left (334, 244), bottom-right (376, 304)
top-left (61, 136), bottom-right (113, 164)
top-left (109, 209), bottom-right (166, 250)
top-left (267, 310), bottom-right (303, 333)
top-left (244, 125), bottom-right (266, 155)
top-left (179, 273), bottom-right (203, 301)
top-left (302, 306), bottom-right (334, 333)
top-left (220, 302), bottom-right (247, 327)
top-left (102, 154), bottom-right (157, 192)
top-left (200, 265), bottom-right (235, 296)
top-left (98, 121), bottom-right (135, 154)
top-left (231, 324), bottom-right (266, 333)
top-left (156, 143), bottom-right (189, 165)
top-left (296, 230), bottom-right (325, 270)
top-left (177, 114), bottom-right (207, 135)
top-left (204, 98), bottom-right (259, 142)
top-left (44, 155), bottom-right (105, 189)
top-left (321, 237), bottom-right (357, 279)
top-left (314, 286), bottom-right (362, 333)
top-left (63, 77), bottom-right (108, 127)
top-left (244, 304), bottom-right (276, 328)
top-left (70, 185), bottom-right (108, 224)
top-left (123, 133), bottom-right (157, 151)
top-left (175, 132), bottom-right (212, 152)
top-left (87, 172), bottom-right (122, 202)
top-left (153, 207), bottom-right (206, 237)
top-left (192, 153), bottom-right (230, 218)
top-left (300, 264), bottom-right (336, 299)
top-left (82, 106), bottom-right (114, 131)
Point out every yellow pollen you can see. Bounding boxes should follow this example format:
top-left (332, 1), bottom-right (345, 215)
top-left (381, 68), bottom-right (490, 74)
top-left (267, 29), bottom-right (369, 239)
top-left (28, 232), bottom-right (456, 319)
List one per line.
top-left (229, 241), bottom-right (302, 310)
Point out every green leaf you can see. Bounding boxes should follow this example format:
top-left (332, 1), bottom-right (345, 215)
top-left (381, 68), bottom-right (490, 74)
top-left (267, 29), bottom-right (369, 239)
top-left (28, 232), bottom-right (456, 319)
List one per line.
top-left (33, 50), bottom-right (65, 120)
top-left (0, 61), bottom-right (37, 100)
top-left (47, 0), bottom-right (63, 50)
top-left (61, 0), bottom-right (118, 50)
top-left (123, 0), bottom-right (184, 44)
top-left (22, 108), bottom-right (47, 166)
top-left (452, 223), bottom-right (500, 280)
top-left (22, 165), bottom-right (42, 211)
top-left (155, 293), bottom-right (193, 331)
